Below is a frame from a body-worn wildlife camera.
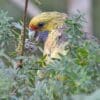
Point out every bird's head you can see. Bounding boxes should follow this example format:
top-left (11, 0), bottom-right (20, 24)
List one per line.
top-left (28, 12), bottom-right (67, 42)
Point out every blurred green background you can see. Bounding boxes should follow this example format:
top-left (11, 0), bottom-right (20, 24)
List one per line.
top-left (0, 0), bottom-right (100, 38)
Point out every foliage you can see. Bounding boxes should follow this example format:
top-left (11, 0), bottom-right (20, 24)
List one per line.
top-left (0, 10), bottom-right (100, 99)
top-left (0, 10), bottom-right (18, 58)
top-left (0, 69), bottom-right (13, 99)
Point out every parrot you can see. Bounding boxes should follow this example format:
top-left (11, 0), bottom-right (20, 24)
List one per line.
top-left (28, 12), bottom-right (68, 62)
top-left (28, 11), bottom-right (95, 62)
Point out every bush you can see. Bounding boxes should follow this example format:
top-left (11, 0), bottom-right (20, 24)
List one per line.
top-left (0, 10), bottom-right (100, 99)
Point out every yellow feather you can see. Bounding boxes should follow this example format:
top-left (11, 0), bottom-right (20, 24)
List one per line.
top-left (29, 12), bottom-right (68, 31)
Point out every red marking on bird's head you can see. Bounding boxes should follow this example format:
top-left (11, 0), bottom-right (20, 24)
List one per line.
top-left (29, 24), bottom-right (38, 30)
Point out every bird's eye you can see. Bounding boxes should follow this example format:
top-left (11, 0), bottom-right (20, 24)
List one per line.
top-left (38, 22), bottom-right (45, 27)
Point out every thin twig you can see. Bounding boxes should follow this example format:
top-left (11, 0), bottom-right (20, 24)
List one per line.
top-left (21, 0), bottom-right (29, 55)
top-left (17, 0), bottom-right (29, 68)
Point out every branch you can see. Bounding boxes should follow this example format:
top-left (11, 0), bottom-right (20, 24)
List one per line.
top-left (16, 0), bottom-right (29, 68)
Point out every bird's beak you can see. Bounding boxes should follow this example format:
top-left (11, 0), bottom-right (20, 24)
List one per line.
top-left (28, 29), bottom-right (49, 42)
top-left (28, 29), bottom-right (36, 40)
top-left (28, 29), bottom-right (40, 42)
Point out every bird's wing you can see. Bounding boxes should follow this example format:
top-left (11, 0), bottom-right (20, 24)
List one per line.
top-left (44, 26), bottom-right (69, 61)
